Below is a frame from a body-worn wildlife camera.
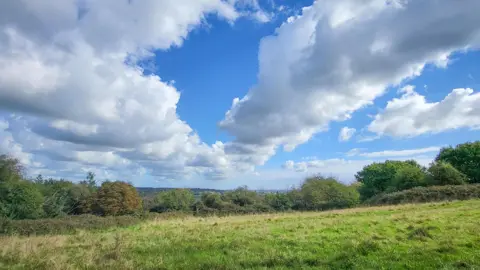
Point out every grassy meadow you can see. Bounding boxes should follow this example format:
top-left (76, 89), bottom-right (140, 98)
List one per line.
top-left (1, 200), bottom-right (480, 270)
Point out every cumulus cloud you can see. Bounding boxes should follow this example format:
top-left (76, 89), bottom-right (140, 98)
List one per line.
top-left (368, 86), bottom-right (480, 137)
top-left (220, 0), bottom-right (480, 159)
top-left (0, 0), bottom-right (269, 181)
top-left (339, 127), bottom-right (356, 142)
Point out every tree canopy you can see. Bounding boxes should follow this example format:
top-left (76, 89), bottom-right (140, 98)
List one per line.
top-left (435, 141), bottom-right (480, 183)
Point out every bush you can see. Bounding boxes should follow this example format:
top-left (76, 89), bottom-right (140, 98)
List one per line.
top-left (427, 161), bottom-right (468, 186)
top-left (0, 215), bottom-right (142, 236)
top-left (222, 186), bottom-right (260, 207)
top-left (0, 180), bottom-right (44, 220)
top-left (152, 189), bottom-right (195, 212)
top-left (356, 160), bottom-right (424, 200)
top-left (300, 176), bottom-right (360, 211)
top-left (94, 181), bottom-right (142, 216)
top-left (435, 141), bottom-right (480, 183)
top-left (389, 166), bottom-right (427, 192)
top-left (366, 184), bottom-right (480, 206)
top-left (200, 192), bottom-right (223, 209)
top-left (265, 192), bottom-right (293, 211)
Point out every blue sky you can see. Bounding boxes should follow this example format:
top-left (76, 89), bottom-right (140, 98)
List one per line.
top-left (0, 0), bottom-right (479, 189)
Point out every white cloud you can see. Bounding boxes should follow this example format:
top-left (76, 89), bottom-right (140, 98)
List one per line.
top-left (219, 0), bottom-right (480, 161)
top-left (368, 86), bottom-right (480, 137)
top-left (346, 146), bottom-right (441, 158)
top-left (339, 127), bottom-right (356, 142)
top-left (0, 0), bottom-right (268, 181)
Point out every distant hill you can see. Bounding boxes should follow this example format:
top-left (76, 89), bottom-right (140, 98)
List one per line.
top-left (136, 187), bottom-right (284, 197)
top-left (136, 187), bottom-right (226, 197)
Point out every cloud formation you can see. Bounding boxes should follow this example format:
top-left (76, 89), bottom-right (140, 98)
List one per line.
top-left (339, 127), bottom-right (356, 142)
top-left (346, 146), bottom-right (441, 158)
top-left (220, 0), bottom-right (480, 159)
top-left (368, 86), bottom-right (480, 137)
top-left (0, 0), bottom-right (268, 181)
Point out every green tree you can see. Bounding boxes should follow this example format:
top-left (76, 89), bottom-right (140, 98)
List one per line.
top-left (94, 181), bottom-right (142, 216)
top-left (67, 183), bottom-right (94, 214)
top-left (300, 176), bottom-right (359, 211)
top-left (355, 160), bottom-right (423, 200)
top-left (0, 180), bottom-right (44, 219)
top-left (0, 155), bottom-right (23, 183)
top-left (222, 186), bottom-right (259, 207)
top-left (264, 192), bottom-right (293, 211)
top-left (153, 189), bottom-right (195, 212)
top-left (435, 141), bottom-right (480, 183)
top-left (389, 166), bottom-right (427, 192)
top-left (427, 161), bottom-right (467, 186)
top-left (200, 192), bottom-right (223, 209)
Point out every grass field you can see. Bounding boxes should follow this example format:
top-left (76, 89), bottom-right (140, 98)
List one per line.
top-left (1, 200), bottom-right (480, 270)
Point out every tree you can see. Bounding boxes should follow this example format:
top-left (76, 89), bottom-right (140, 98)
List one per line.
top-left (355, 160), bottom-right (423, 200)
top-left (0, 180), bottom-right (44, 219)
top-left (0, 155), bottom-right (23, 183)
top-left (200, 192), bottom-right (223, 209)
top-left (427, 161), bottom-right (467, 186)
top-left (264, 192), bottom-right (293, 211)
top-left (435, 141), bottom-right (480, 183)
top-left (94, 181), bottom-right (142, 216)
top-left (300, 176), bottom-right (359, 211)
top-left (389, 166), bottom-right (427, 192)
top-left (222, 186), bottom-right (259, 207)
top-left (153, 189), bottom-right (195, 212)
top-left (66, 183), bottom-right (94, 214)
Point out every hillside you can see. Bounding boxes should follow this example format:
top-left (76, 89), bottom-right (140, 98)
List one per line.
top-left (1, 200), bottom-right (480, 269)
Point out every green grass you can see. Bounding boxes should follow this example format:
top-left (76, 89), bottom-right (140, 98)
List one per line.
top-left (1, 200), bottom-right (480, 270)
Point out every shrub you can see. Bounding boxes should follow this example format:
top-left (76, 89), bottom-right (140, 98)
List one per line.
top-left (435, 141), bottom-right (480, 183)
top-left (264, 192), bottom-right (293, 211)
top-left (355, 160), bottom-right (424, 200)
top-left (0, 180), bottom-right (44, 220)
top-left (152, 189), bottom-right (195, 212)
top-left (389, 166), bottom-right (427, 192)
top-left (427, 161), bottom-right (467, 186)
top-left (94, 181), bottom-right (142, 216)
top-left (200, 192), bottom-right (223, 209)
top-left (222, 186), bottom-right (260, 207)
top-left (365, 184), bottom-right (480, 206)
top-left (0, 215), bottom-right (142, 236)
top-left (300, 176), bottom-right (360, 211)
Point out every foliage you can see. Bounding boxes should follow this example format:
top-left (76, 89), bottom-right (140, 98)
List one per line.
top-left (94, 181), bottom-right (142, 216)
top-left (0, 214), bottom-right (142, 236)
top-left (67, 183), bottom-right (94, 214)
top-left (427, 161), bottom-right (467, 186)
top-left (365, 184), bottom-right (480, 205)
top-left (200, 192), bottom-right (223, 209)
top-left (299, 176), bottom-right (360, 210)
top-left (435, 141), bottom-right (480, 183)
top-left (264, 192), bottom-right (293, 211)
top-left (355, 160), bottom-right (423, 200)
top-left (222, 186), bottom-right (261, 207)
top-left (152, 189), bottom-right (195, 212)
top-left (0, 180), bottom-right (44, 220)
top-left (389, 165), bottom-right (427, 192)
top-left (0, 155), bottom-right (24, 183)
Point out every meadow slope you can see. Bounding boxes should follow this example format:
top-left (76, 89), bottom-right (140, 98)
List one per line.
top-left (1, 200), bottom-right (480, 270)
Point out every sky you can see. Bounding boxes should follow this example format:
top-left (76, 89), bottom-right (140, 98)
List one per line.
top-left (0, 0), bottom-right (480, 190)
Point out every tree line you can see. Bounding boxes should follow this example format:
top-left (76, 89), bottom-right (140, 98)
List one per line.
top-left (1, 141), bottom-right (479, 221)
